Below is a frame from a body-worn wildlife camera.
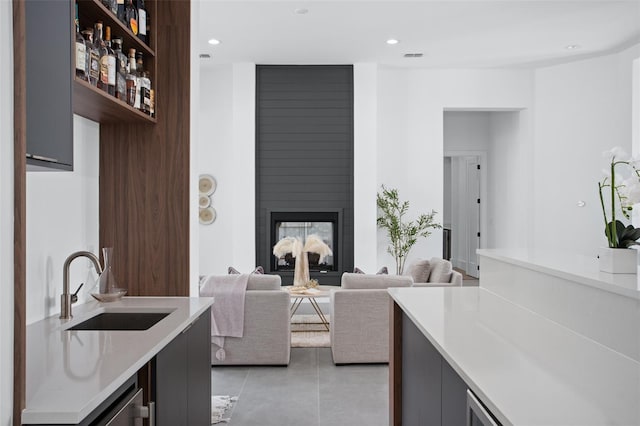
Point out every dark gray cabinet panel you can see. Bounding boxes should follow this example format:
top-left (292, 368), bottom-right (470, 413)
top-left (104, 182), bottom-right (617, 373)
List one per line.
top-left (442, 359), bottom-right (468, 426)
top-left (154, 309), bottom-right (211, 425)
top-left (401, 312), bottom-right (472, 426)
top-left (155, 329), bottom-right (188, 425)
top-left (187, 307), bottom-right (212, 423)
top-left (25, 0), bottom-right (73, 171)
top-left (402, 313), bottom-right (442, 425)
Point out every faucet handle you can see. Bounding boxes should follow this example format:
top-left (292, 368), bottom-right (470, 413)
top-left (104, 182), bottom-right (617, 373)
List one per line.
top-left (71, 283), bottom-right (84, 304)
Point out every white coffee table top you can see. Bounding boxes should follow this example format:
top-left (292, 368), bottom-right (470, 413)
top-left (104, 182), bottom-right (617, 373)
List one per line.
top-left (284, 285), bottom-right (332, 298)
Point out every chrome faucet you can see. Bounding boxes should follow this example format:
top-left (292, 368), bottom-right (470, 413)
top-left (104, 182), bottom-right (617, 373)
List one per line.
top-left (61, 251), bottom-right (103, 319)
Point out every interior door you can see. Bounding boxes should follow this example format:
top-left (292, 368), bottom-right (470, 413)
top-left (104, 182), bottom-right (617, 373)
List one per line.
top-left (465, 158), bottom-right (481, 278)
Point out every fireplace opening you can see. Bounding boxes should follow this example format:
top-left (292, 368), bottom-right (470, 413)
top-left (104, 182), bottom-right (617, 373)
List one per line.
top-left (270, 211), bottom-right (339, 273)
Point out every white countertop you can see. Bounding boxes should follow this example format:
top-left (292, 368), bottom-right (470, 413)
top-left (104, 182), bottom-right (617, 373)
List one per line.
top-left (23, 297), bottom-right (213, 424)
top-left (477, 248), bottom-right (640, 300)
top-left (389, 287), bottom-right (640, 426)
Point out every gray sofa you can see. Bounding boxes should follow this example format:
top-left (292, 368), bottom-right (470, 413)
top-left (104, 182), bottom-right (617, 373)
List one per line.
top-left (201, 274), bottom-right (291, 366)
top-left (330, 273), bottom-right (413, 364)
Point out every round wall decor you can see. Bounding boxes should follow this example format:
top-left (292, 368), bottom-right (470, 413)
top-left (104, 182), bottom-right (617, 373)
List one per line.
top-left (199, 207), bottom-right (217, 225)
top-left (199, 194), bottom-right (211, 208)
top-left (199, 174), bottom-right (217, 195)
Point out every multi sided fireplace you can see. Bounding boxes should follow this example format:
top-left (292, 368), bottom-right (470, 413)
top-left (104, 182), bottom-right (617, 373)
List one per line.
top-left (269, 211), bottom-right (340, 273)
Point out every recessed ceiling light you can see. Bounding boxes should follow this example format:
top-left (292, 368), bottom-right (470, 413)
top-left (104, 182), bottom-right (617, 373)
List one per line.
top-left (565, 44), bottom-right (581, 50)
top-left (208, 39), bottom-right (221, 45)
top-left (199, 54), bottom-right (211, 59)
top-left (386, 39), bottom-right (399, 45)
top-left (295, 8), bottom-right (309, 15)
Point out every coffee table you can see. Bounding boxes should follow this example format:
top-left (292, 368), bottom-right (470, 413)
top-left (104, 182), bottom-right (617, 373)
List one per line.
top-left (285, 285), bottom-right (331, 332)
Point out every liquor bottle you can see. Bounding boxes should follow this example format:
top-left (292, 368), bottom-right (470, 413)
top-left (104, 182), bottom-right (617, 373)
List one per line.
top-left (82, 28), bottom-right (99, 86)
top-left (149, 89), bottom-right (155, 118)
top-left (112, 38), bottom-right (127, 101)
top-left (126, 48), bottom-right (138, 107)
top-left (94, 21), bottom-right (109, 93)
top-left (116, 0), bottom-right (125, 23)
top-left (125, 0), bottom-right (138, 35)
top-left (74, 4), bottom-right (87, 81)
top-left (104, 26), bottom-right (117, 96)
top-left (137, 0), bottom-right (147, 44)
top-left (101, 0), bottom-right (117, 16)
top-left (136, 52), bottom-right (150, 114)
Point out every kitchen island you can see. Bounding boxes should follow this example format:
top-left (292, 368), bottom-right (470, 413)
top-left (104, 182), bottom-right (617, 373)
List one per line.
top-left (389, 287), bottom-right (640, 425)
top-left (23, 297), bottom-right (213, 425)
top-left (477, 249), bottom-right (640, 362)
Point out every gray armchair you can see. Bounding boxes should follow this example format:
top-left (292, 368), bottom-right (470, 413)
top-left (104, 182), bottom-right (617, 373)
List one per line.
top-left (201, 274), bottom-right (291, 366)
top-left (330, 273), bottom-right (412, 364)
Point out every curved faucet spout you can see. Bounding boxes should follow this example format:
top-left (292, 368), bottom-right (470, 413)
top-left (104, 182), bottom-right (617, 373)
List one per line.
top-left (61, 251), bottom-right (103, 319)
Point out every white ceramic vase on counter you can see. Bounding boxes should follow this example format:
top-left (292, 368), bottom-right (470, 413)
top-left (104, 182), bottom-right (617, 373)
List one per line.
top-left (598, 247), bottom-right (638, 274)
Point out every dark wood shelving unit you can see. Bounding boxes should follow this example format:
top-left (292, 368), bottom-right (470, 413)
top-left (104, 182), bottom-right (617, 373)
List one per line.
top-left (75, 0), bottom-right (157, 123)
top-left (74, 78), bottom-right (157, 123)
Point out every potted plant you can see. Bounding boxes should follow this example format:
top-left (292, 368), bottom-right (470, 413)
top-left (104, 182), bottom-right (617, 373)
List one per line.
top-left (377, 185), bottom-right (442, 275)
top-left (597, 147), bottom-right (640, 273)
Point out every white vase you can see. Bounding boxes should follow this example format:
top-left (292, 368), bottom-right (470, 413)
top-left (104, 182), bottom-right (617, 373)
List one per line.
top-left (598, 247), bottom-right (638, 274)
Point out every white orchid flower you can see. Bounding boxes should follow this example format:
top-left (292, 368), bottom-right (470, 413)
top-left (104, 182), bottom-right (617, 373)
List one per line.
top-left (607, 146), bottom-right (630, 161)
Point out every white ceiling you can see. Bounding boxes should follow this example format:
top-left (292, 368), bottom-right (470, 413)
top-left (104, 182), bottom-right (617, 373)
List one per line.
top-left (197, 1), bottom-right (640, 69)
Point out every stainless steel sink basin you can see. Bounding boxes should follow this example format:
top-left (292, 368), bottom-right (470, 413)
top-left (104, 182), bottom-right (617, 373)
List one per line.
top-left (67, 312), bottom-right (170, 331)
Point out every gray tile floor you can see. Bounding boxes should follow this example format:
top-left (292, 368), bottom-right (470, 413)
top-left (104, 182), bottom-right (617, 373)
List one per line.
top-left (211, 348), bottom-right (388, 426)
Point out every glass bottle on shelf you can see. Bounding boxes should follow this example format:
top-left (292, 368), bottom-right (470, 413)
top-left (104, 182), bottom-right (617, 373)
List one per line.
top-left (82, 28), bottom-right (99, 86)
top-left (94, 21), bottom-right (109, 93)
top-left (126, 48), bottom-right (138, 107)
top-left (113, 38), bottom-right (127, 101)
top-left (117, 0), bottom-right (125, 23)
top-left (104, 26), bottom-right (117, 96)
top-left (101, 0), bottom-right (117, 16)
top-left (125, 0), bottom-right (138, 35)
top-left (137, 0), bottom-right (147, 44)
top-left (74, 3), bottom-right (87, 81)
top-left (149, 89), bottom-right (155, 118)
top-left (136, 52), bottom-right (150, 114)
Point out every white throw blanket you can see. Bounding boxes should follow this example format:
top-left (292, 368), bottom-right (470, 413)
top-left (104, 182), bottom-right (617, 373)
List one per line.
top-left (200, 274), bottom-right (249, 360)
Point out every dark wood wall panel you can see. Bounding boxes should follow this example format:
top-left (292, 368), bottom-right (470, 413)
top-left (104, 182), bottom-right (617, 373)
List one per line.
top-left (100, 0), bottom-right (190, 297)
top-left (255, 65), bottom-right (354, 285)
top-left (13, 1), bottom-right (27, 423)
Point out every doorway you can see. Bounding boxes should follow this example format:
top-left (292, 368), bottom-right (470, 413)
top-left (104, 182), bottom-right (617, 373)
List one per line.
top-left (443, 155), bottom-right (482, 278)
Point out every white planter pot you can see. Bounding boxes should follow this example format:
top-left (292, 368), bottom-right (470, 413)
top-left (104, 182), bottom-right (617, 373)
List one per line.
top-left (598, 247), bottom-right (638, 274)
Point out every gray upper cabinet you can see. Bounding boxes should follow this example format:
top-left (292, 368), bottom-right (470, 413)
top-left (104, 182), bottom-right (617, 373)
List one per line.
top-left (25, 0), bottom-right (74, 171)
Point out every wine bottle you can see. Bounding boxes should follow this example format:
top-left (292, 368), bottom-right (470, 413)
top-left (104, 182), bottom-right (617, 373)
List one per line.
top-left (94, 22), bottom-right (109, 93)
top-left (104, 26), bottom-right (117, 96)
top-left (125, 0), bottom-right (138, 35)
top-left (74, 3), bottom-right (87, 81)
top-left (137, 0), bottom-right (147, 44)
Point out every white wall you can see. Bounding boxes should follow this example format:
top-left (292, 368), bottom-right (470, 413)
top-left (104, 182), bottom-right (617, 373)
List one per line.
top-left (26, 116), bottom-right (100, 324)
top-left (444, 111), bottom-right (492, 152)
top-left (532, 44), bottom-right (640, 255)
top-left (198, 64), bottom-right (256, 275)
top-left (487, 111), bottom-right (531, 249)
top-left (1, 0), bottom-right (14, 422)
top-left (353, 63), bottom-right (378, 272)
top-left (376, 69), bottom-right (533, 270)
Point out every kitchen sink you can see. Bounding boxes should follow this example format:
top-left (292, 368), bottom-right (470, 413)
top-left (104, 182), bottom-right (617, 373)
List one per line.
top-left (67, 312), bottom-right (171, 331)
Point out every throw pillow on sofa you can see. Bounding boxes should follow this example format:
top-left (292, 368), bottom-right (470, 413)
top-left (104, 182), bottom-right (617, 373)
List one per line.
top-left (428, 258), bottom-right (453, 283)
top-left (228, 266), bottom-right (265, 274)
top-left (407, 259), bottom-right (431, 283)
top-left (353, 266), bottom-right (389, 274)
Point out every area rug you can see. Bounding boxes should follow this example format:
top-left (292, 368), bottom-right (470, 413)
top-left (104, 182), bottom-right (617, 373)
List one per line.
top-left (212, 395), bottom-right (238, 424)
top-left (291, 314), bottom-right (330, 348)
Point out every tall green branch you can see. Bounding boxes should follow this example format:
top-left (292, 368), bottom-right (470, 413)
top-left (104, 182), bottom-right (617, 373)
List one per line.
top-left (376, 185), bottom-right (442, 275)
